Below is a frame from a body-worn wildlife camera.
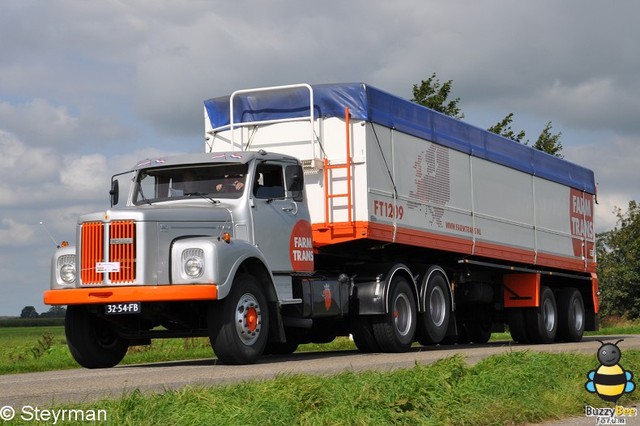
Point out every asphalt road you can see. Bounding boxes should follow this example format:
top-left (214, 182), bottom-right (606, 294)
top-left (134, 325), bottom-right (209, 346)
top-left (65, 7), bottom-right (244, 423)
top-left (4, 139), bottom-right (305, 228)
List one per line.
top-left (2, 334), bottom-right (640, 411)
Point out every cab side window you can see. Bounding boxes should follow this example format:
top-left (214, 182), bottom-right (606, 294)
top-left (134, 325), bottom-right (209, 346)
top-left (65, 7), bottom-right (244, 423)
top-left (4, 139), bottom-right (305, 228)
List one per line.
top-left (254, 163), bottom-right (285, 199)
top-left (285, 164), bottom-right (304, 202)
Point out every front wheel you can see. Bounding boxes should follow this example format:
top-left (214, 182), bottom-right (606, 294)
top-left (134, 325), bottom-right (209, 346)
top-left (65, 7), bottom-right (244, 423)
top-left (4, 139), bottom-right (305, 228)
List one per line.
top-left (208, 274), bottom-right (269, 365)
top-left (65, 305), bottom-right (129, 369)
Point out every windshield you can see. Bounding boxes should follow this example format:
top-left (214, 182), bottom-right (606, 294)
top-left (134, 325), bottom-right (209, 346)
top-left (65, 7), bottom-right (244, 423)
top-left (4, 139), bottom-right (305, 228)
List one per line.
top-left (133, 163), bottom-right (248, 205)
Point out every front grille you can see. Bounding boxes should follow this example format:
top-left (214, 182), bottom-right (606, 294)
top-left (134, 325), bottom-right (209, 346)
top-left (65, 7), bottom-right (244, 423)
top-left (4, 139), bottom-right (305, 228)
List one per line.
top-left (109, 220), bottom-right (136, 283)
top-left (80, 220), bottom-right (136, 285)
top-left (81, 222), bottom-right (104, 284)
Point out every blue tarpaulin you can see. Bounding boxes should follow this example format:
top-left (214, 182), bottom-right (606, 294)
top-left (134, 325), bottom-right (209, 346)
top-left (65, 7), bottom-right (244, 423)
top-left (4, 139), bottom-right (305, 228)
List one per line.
top-left (204, 83), bottom-right (596, 194)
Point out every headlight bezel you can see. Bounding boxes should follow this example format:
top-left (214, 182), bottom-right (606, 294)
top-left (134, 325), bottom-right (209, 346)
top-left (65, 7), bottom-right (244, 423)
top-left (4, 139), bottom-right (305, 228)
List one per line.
top-left (56, 253), bottom-right (77, 286)
top-left (182, 248), bottom-right (205, 279)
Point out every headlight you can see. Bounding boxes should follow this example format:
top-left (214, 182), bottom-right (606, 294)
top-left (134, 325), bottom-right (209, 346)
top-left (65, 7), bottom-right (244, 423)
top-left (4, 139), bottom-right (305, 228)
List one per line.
top-left (57, 254), bottom-right (76, 284)
top-left (182, 248), bottom-right (204, 278)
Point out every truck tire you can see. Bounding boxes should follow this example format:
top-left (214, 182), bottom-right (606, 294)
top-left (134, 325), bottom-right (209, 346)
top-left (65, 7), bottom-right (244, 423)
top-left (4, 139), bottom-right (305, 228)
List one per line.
top-left (460, 321), bottom-right (492, 344)
top-left (525, 286), bottom-right (557, 343)
top-left (507, 308), bottom-right (530, 344)
top-left (208, 274), bottom-right (269, 364)
top-left (65, 305), bottom-right (129, 369)
top-left (372, 277), bottom-right (417, 352)
top-left (418, 272), bottom-right (451, 345)
top-left (263, 340), bottom-right (299, 356)
top-left (350, 314), bottom-right (381, 353)
top-left (556, 287), bottom-right (585, 342)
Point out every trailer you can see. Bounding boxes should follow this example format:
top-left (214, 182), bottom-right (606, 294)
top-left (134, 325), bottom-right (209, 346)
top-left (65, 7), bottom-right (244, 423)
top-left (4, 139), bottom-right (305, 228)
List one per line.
top-left (45, 83), bottom-right (597, 367)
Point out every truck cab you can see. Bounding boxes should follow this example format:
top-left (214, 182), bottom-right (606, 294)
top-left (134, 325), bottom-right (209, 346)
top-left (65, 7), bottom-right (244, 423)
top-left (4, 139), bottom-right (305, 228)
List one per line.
top-left (46, 151), bottom-right (314, 366)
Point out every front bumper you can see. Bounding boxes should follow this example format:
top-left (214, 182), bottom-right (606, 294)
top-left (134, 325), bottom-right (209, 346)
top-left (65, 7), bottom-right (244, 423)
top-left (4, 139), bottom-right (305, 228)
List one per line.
top-left (44, 284), bottom-right (218, 306)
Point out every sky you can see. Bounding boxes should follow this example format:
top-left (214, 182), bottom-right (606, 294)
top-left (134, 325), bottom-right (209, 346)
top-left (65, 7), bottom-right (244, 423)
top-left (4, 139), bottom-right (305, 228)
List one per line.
top-left (1, 1), bottom-right (639, 316)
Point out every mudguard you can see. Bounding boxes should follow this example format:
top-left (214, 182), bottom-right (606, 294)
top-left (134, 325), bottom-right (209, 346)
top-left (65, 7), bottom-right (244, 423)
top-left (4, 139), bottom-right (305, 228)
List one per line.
top-left (351, 264), bottom-right (416, 315)
top-left (171, 237), bottom-right (274, 300)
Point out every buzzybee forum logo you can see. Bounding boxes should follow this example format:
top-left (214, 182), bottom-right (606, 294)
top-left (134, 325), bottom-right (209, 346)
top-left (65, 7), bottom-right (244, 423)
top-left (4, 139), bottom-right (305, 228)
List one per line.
top-left (585, 339), bottom-right (635, 403)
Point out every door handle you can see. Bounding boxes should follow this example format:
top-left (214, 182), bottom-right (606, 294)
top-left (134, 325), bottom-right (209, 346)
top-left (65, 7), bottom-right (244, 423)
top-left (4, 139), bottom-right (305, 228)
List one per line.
top-left (282, 202), bottom-right (298, 214)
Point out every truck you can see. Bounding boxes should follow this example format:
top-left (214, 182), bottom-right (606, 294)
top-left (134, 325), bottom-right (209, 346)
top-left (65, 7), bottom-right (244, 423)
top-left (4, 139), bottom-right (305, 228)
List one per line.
top-left (44, 83), bottom-right (598, 368)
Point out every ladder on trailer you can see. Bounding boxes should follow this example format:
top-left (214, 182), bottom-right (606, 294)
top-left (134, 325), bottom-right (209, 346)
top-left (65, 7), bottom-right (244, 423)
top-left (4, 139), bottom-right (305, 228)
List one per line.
top-left (323, 107), bottom-right (354, 230)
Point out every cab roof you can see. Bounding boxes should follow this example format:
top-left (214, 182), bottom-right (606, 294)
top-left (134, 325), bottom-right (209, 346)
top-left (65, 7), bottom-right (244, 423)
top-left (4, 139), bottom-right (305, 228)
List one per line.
top-left (131, 151), bottom-right (297, 170)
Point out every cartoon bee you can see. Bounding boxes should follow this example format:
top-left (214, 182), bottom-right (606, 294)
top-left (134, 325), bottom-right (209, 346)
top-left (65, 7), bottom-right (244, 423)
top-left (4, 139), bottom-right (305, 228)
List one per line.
top-left (585, 339), bottom-right (635, 403)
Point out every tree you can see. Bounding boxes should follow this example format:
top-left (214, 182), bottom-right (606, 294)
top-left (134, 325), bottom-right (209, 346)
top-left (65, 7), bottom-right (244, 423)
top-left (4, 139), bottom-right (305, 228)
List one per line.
top-left (411, 73), bottom-right (564, 157)
top-left (532, 121), bottom-right (563, 158)
top-left (487, 113), bottom-right (527, 144)
top-left (597, 201), bottom-right (640, 319)
top-left (489, 115), bottom-right (564, 158)
top-left (411, 73), bottom-right (464, 119)
top-left (40, 306), bottom-right (66, 318)
top-left (20, 306), bottom-right (39, 319)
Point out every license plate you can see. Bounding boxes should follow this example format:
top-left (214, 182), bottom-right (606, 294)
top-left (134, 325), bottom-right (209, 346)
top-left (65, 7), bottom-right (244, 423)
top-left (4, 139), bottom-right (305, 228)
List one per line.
top-left (105, 302), bottom-right (141, 315)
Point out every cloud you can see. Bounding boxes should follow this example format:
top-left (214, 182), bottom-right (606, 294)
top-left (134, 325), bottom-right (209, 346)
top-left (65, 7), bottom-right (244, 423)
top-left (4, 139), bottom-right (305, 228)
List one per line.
top-left (60, 154), bottom-right (110, 193)
top-left (524, 79), bottom-right (640, 134)
top-left (1, 0), bottom-right (640, 316)
top-left (0, 218), bottom-right (36, 246)
top-left (565, 135), bottom-right (640, 233)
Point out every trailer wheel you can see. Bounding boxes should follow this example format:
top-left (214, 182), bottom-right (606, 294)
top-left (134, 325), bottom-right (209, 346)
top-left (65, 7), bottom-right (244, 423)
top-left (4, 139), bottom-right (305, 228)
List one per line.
top-left (507, 308), bottom-right (530, 344)
top-left (556, 288), bottom-right (585, 342)
top-left (418, 272), bottom-right (451, 345)
top-left (65, 305), bottom-right (129, 369)
top-left (350, 315), bottom-right (381, 353)
top-left (460, 321), bottom-right (492, 344)
top-left (371, 277), bottom-right (417, 352)
top-left (208, 274), bottom-right (269, 364)
top-left (525, 286), bottom-right (557, 343)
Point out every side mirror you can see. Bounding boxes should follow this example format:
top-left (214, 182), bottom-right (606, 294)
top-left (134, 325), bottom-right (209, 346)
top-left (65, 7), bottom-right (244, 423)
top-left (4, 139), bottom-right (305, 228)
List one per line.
top-left (109, 179), bottom-right (119, 207)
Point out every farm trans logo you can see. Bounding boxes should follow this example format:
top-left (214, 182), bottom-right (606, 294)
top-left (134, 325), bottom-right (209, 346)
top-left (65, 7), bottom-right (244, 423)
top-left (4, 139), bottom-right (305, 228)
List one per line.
top-left (584, 340), bottom-right (637, 424)
top-left (289, 220), bottom-right (314, 272)
top-left (570, 188), bottom-right (595, 259)
top-left (407, 144), bottom-right (450, 227)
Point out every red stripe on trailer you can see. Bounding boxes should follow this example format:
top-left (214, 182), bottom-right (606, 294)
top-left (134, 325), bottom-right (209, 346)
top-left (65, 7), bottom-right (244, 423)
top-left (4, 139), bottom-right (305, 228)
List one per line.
top-left (312, 221), bottom-right (595, 274)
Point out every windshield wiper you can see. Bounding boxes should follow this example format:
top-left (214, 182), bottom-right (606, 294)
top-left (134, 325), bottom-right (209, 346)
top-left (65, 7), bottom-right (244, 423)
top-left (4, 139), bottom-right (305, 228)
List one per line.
top-left (137, 181), bottom-right (153, 205)
top-left (185, 192), bottom-right (220, 204)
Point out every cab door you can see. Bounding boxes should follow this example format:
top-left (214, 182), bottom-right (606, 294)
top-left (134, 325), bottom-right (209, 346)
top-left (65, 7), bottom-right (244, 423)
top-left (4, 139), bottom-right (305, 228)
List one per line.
top-left (250, 161), bottom-right (313, 273)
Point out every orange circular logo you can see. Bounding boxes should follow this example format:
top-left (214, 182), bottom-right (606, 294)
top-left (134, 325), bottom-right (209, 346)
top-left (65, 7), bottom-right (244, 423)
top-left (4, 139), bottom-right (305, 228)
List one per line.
top-left (289, 220), bottom-right (314, 271)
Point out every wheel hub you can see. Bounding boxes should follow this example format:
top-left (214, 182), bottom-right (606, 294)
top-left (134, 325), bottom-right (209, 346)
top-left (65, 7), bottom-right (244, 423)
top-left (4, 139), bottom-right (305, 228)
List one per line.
top-left (393, 293), bottom-right (412, 337)
top-left (542, 298), bottom-right (556, 332)
top-left (235, 293), bottom-right (261, 345)
top-left (430, 286), bottom-right (446, 327)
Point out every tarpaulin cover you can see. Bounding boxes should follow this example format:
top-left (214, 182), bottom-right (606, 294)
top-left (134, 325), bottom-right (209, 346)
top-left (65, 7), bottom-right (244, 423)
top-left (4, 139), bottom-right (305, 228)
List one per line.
top-left (204, 83), bottom-right (596, 194)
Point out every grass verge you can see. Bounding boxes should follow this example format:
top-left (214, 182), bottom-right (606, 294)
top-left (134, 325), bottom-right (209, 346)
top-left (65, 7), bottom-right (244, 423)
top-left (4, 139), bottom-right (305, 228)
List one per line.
top-left (11, 351), bottom-right (640, 425)
top-left (0, 326), bottom-right (356, 375)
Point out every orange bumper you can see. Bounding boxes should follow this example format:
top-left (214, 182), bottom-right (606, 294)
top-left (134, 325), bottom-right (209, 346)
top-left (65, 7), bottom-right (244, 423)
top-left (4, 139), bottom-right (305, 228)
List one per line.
top-left (44, 284), bottom-right (218, 306)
